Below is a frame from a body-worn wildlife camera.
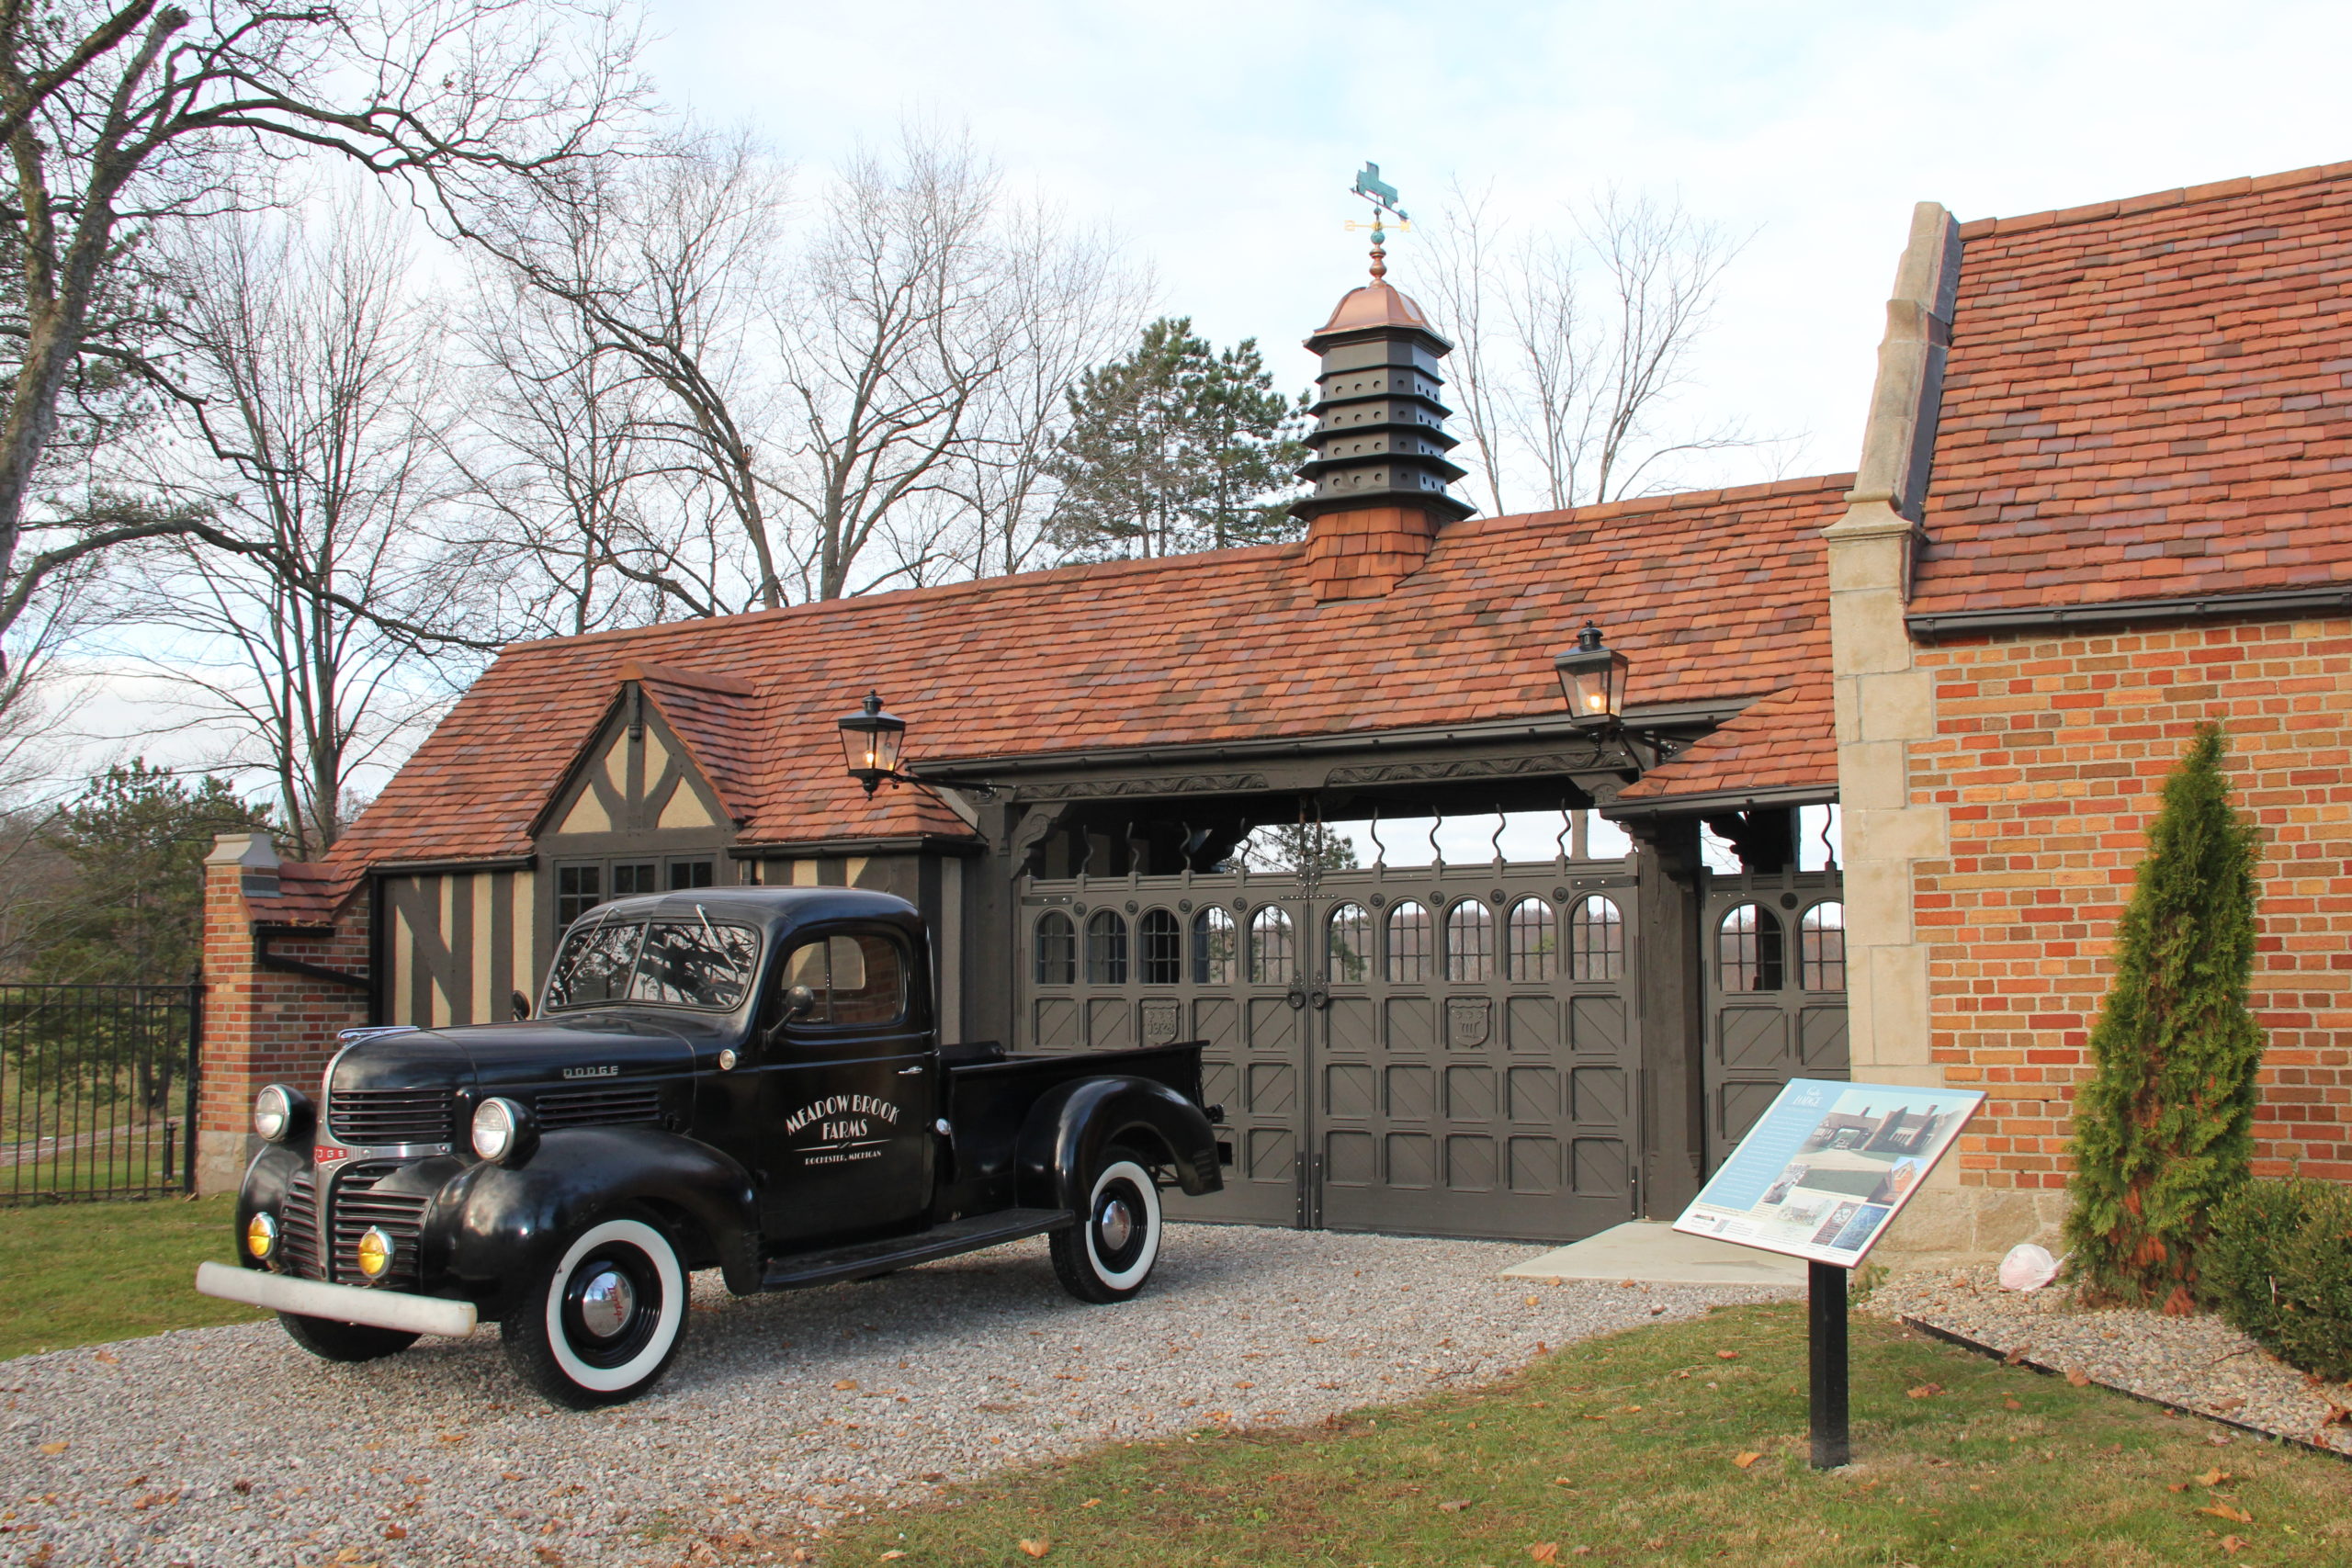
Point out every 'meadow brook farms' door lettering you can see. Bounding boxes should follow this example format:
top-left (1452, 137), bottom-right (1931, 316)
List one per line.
top-left (786, 1094), bottom-right (905, 1163)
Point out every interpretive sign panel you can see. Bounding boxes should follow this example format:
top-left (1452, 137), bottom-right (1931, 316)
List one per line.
top-left (1674, 1077), bottom-right (1985, 1268)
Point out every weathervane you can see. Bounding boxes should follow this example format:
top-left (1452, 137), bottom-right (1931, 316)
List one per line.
top-left (1345, 161), bottom-right (1410, 280)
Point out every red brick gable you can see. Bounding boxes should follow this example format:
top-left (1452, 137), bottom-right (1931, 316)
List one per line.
top-left (1913, 161), bottom-right (2352, 616)
top-left (1613, 680), bottom-right (1835, 809)
top-left (318, 474), bottom-right (1849, 893)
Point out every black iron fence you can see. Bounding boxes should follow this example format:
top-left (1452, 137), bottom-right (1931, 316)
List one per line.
top-left (0, 983), bottom-right (201, 1203)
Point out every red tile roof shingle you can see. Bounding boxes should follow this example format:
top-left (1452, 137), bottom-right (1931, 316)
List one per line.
top-left (1613, 681), bottom-right (1836, 809)
top-left (318, 475), bottom-right (1852, 896)
top-left (1915, 160), bottom-right (2352, 615)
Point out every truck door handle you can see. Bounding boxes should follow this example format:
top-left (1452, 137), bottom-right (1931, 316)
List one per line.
top-left (897, 1065), bottom-right (926, 1075)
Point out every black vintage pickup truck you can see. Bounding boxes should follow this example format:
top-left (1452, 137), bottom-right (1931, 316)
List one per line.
top-left (197, 887), bottom-right (1226, 1407)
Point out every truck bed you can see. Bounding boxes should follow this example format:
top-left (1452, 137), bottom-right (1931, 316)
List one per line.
top-left (939, 1041), bottom-right (1211, 1207)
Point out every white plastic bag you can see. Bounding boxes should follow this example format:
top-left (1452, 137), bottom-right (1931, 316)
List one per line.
top-left (1998, 1242), bottom-right (2060, 1292)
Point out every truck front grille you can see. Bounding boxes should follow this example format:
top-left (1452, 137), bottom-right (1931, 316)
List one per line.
top-left (330, 1161), bottom-right (428, 1291)
top-left (536, 1086), bottom-right (662, 1129)
top-left (279, 1167), bottom-right (323, 1280)
top-left (329, 1088), bottom-right (453, 1146)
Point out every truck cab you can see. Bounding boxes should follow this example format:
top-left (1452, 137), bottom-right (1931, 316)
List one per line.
top-left (199, 887), bottom-right (1226, 1407)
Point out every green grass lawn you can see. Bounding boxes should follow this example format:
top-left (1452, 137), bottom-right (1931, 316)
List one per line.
top-left (827, 1303), bottom-right (2352, 1568)
top-left (0, 1194), bottom-right (260, 1359)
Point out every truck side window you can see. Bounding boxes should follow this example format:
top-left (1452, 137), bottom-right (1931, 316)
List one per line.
top-left (773, 933), bottom-right (908, 1031)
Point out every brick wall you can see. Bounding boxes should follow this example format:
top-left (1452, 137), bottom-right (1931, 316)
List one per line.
top-left (1911, 615), bottom-right (2352, 1197)
top-left (195, 848), bottom-right (372, 1194)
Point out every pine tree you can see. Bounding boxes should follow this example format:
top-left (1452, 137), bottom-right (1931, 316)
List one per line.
top-left (1047, 317), bottom-right (1306, 560)
top-left (2064, 724), bottom-right (2267, 1313)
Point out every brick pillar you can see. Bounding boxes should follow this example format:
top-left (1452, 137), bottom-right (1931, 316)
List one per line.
top-left (1302, 504), bottom-right (1441, 601)
top-left (197, 833), bottom-right (373, 1194)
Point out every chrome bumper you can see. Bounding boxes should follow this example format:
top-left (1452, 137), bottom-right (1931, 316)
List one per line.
top-left (195, 1260), bottom-right (478, 1337)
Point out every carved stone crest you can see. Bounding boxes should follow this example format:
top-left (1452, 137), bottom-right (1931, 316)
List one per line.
top-left (1446, 997), bottom-right (1491, 1049)
top-left (1140, 999), bottom-right (1182, 1046)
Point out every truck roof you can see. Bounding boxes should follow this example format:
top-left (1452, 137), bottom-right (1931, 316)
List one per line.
top-left (558, 885), bottom-right (922, 946)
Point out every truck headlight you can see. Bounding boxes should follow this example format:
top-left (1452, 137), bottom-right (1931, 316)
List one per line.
top-left (470, 1097), bottom-right (537, 1165)
top-left (253, 1084), bottom-right (310, 1144)
top-left (245, 1211), bottom-right (277, 1260)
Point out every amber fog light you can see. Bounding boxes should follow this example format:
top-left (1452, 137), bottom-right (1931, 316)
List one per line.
top-left (245, 1211), bottom-right (277, 1260)
top-left (355, 1226), bottom-right (395, 1281)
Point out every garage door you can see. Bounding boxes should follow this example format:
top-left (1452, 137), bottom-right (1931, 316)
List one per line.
top-left (1702, 870), bottom-right (1849, 1171)
top-left (1018, 857), bottom-right (1642, 1244)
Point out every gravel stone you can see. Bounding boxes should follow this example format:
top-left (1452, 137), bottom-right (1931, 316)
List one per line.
top-left (1868, 1264), bottom-right (2352, 1459)
top-left (0, 1226), bottom-right (1784, 1566)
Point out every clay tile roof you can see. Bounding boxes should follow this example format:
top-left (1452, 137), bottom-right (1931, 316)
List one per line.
top-left (1914, 160), bottom-right (2352, 615)
top-left (314, 473), bottom-right (1852, 894)
top-left (1315, 279), bottom-right (1434, 336)
top-left (245, 861), bottom-right (346, 926)
top-left (1613, 680), bottom-right (1836, 808)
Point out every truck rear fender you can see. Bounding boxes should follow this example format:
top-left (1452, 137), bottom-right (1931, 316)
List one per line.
top-left (1013, 1075), bottom-right (1223, 1212)
top-left (435, 1127), bottom-right (761, 1303)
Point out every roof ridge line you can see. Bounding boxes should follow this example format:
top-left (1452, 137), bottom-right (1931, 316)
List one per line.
top-left (1956, 157), bottom-right (2352, 241)
top-left (1507, 471), bottom-right (1855, 528)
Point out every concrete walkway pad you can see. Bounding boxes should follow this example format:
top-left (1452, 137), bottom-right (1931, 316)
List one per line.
top-left (1502, 1221), bottom-right (1806, 1287)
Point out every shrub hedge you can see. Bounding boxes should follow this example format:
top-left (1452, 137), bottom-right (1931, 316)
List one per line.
top-left (2200, 1178), bottom-right (2352, 1382)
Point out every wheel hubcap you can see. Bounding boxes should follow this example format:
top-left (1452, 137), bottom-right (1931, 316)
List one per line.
top-left (577, 1266), bottom-right (637, 1340)
top-left (1098, 1197), bottom-right (1135, 1253)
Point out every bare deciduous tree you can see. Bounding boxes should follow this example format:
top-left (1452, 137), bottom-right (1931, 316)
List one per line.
top-left (1419, 187), bottom-right (1752, 513)
top-left (129, 201), bottom-right (469, 857)
top-left (0, 0), bottom-right (645, 672)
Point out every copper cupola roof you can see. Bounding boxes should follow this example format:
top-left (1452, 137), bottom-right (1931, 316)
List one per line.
top-left (1313, 278), bottom-right (1441, 338)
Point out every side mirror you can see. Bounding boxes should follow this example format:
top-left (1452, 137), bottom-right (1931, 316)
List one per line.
top-left (783, 984), bottom-right (817, 1021)
top-left (511, 989), bottom-right (531, 1021)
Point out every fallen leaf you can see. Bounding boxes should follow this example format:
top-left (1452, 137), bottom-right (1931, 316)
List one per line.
top-left (2196, 1469), bottom-right (2232, 1488)
top-left (1080, 1497), bottom-right (1101, 1508)
top-left (2199, 1503), bottom-right (2254, 1525)
top-left (1552, 1476), bottom-right (1575, 1487)
top-left (2220, 1536), bottom-right (2249, 1556)
top-left (435, 1432), bottom-right (468, 1444)
top-left (881, 1554), bottom-right (907, 1562)
top-left (2324, 1402), bottom-right (2352, 1430)
top-left (1734, 1451), bottom-right (1762, 1469)
top-left (1018, 1540), bottom-right (1051, 1559)
top-left (1649, 1305), bottom-right (1666, 1315)
top-left (1530, 1545), bottom-right (1561, 1564)
top-left (1438, 1499), bottom-right (1474, 1513)
top-left (1715, 1350), bottom-right (1741, 1360)
top-left (834, 1380), bottom-right (859, 1392)
top-left (1906, 1383), bottom-right (1945, 1400)
top-left (2064, 1367), bottom-right (2091, 1388)
top-left (383, 1526), bottom-right (408, 1540)
top-left (2002, 1346), bottom-right (2030, 1367)
top-left (1618, 1404), bottom-right (1643, 1413)
top-left (36, 1442), bottom-right (64, 1455)
top-left (1525, 1295), bottom-right (1542, 1306)
top-left (1619, 1279), bottom-right (1636, 1288)
top-left (1233, 1381), bottom-right (1255, 1390)
top-left (2003, 1396), bottom-right (2022, 1411)
top-left (2208, 1396), bottom-right (2246, 1415)
top-left (93, 1351), bottom-right (117, 1365)
top-left (2168, 1482), bottom-right (2190, 1493)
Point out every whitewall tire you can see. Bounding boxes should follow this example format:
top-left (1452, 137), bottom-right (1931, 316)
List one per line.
top-left (1050, 1148), bottom-right (1162, 1303)
top-left (502, 1210), bottom-right (689, 1408)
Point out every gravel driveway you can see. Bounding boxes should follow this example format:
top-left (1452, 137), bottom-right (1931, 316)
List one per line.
top-left (0, 1225), bottom-right (1784, 1567)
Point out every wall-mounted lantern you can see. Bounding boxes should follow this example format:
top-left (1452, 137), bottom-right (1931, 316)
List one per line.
top-left (1553, 623), bottom-right (1630, 730)
top-left (837, 691), bottom-right (908, 795)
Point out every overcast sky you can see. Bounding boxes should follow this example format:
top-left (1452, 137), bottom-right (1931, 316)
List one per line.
top-left (645, 0), bottom-right (2352, 485)
top-left (60, 0), bottom-right (2352, 798)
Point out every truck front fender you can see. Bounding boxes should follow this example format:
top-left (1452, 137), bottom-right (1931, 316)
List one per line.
top-left (235, 1142), bottom-right (307, 1270)
top-left (435, 1127), bottom-right (760, 1305)
top-left (1013, 1075), bottom-right (1224, 1213)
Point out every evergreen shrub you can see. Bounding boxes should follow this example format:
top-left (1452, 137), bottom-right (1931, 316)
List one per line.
top-left (2200, 1179), bottom-right (2352, 1382)
top-left (2064, 725), bottom-right (2267, 1313)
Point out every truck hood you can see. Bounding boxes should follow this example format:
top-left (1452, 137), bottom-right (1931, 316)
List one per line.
top-left (330, 1013), bottom-right (696, 1096)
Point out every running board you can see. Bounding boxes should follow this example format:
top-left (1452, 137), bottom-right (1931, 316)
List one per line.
top-left (759, 1208), bottom-right (1073, 1292)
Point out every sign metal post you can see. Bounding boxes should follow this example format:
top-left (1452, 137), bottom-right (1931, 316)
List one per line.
top-left (1807, 1259), bottom-right (1849, 1469)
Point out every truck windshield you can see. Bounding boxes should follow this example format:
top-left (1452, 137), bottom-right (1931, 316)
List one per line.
top-left (545, 917), bottom-right (759, 1011)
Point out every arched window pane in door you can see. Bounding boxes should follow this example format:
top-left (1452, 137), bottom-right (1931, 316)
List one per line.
top-left (1249, 906), bottom-right (1295, 985)
top-left (1327, 902), bottom-right (1372, 983)
top-left (1085, 909), bottom-right (1128, 985)
top-left (1506, 897), bottom-right (1557, 981)
top-left (1192, 907), bottom-right (1238, 985)
top-left (1718, 904), bottom-right (1784, 992)
top-left (1800, 901), bottom-right (1847, 991)
top-left (1385, 900), bottom-right (1432, 983)
top-left (1138, 908), bottom-right (1182, 985)
top-left (1445, 900), bottom-right (1495, 983)
top-left (1568, 896), bottom-right (1624, 982)
top-left (1034, 910), bottom-right (1076, 986)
